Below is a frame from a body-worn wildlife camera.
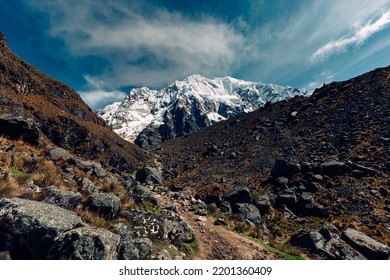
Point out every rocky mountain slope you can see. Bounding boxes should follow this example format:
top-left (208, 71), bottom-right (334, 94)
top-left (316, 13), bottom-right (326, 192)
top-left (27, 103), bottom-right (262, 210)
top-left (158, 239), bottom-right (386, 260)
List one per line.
top-left (0, 32), bottom-right (147, 171)
top-left (158, 66), bottom-right (390, 259)
top-left (99, 75), bottom-right (309, 148)
top-left (0, 32), bottom-right (201, 260)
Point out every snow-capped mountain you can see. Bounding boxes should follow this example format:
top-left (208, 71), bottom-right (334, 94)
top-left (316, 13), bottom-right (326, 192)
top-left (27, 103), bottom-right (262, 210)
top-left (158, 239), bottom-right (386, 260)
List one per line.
top-left (99, 75), bottom-right (310, 148)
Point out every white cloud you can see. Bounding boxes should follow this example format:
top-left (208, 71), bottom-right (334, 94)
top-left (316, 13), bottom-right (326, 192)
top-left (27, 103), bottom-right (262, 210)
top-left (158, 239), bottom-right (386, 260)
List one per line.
top-left (78, 76), bottom-right (127, 109)
top-left (27, 0), bottom-right (251, 89)
top-left (310, 9), bottom-right (390, 63)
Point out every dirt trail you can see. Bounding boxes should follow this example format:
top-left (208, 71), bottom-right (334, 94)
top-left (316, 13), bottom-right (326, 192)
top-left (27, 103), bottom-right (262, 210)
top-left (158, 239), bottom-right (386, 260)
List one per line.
top-left (157, 194), bottom-right (281, 260)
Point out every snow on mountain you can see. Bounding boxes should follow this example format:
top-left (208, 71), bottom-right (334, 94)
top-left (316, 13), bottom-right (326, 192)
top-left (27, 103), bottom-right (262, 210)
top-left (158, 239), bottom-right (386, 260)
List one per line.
top-left (99, 75), bottom-right (310, 147)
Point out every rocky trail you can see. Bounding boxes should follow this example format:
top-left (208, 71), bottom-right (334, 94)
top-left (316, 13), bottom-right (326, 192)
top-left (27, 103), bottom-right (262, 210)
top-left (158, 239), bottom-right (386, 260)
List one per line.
top-left (157, 193), bottom-right (281, 260)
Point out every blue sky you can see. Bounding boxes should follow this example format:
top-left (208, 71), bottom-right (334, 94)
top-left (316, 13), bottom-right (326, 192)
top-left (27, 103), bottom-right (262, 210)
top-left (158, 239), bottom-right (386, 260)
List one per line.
top-left (1, 0), bottom-right (390, 109)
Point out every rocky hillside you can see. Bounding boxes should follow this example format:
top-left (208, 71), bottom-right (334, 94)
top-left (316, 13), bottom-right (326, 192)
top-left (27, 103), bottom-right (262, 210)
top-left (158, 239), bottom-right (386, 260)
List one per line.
top-left (99, 75), bottom-right (309, 148)
top-left (0, 32), bottom-right (147, 171)
top-left (159, 66), bottom-right (390, 259)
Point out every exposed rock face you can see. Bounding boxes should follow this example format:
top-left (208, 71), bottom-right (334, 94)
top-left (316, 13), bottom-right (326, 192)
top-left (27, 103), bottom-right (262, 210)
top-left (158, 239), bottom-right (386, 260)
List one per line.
top-left (86, 193), bottom-right (121, 220)
top-left (49, 226), bottom-right (120, 260)
top-left (290, 224), bottom-right (366, 260)
top-left (43, 187), bottom-right (82, 210)
top-left (0, 198), bottom-right (121, 259)
top-left (0, 115), bottom-right (40, 145)
top-left (341, 229), bottom-right (390, 260)
top-left (121, 209), bottom-right (195, 243)
top-left (233, 203), bottom-right (262, 225)
top-left (119, 237), bottom-right (152, 260)
top-left (135, 167), bottom-right (163, 185)
top-left (0, 32), bottom-right (148, 171)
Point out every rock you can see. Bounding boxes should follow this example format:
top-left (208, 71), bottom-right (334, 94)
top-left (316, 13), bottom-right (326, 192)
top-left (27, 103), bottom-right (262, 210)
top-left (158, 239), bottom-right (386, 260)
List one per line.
top-left (274, 177), bottom-right (289, 189)
top-left (49, 226), bottom-right (120, 260)
top-left (271, 159), bottom-right (300, 179)
top-left (43, 186), bottom-right (82, 210)
top-left (136, 167), bottom-right (163, 185)
top-left (300, 161), bottom-right (313, 174)
top-left (313, 174), bottom-right (323, 182)
top-left (302, 181), bottom-right (321, 192)
top-left (167, 221), bottom-right (196, 243)
top-left (276, 190), bottom-right (297, 209)
top-left (214, 218), bottom-right (227, 226)
top-left (255, 194), bottom-right (271, 215)
top-left (0, 115), bottom-right (40, 145)
top-left (121, 209), bottom-right (195, 243)
top-left (203, 193), bottom-right (223, 205)
top-left (75, 159), bottom-right (95, 172)
top-left (0, 198), bottom-right (83, 259)
top-left (319, 222), bottom-right (340, 240)
top-left (218, 200), bottom-right (232, 213)
top-left (0, 251), bottom-right (12, 260)
top-left (156, 249), bottom-right (172, 260)
top-left (341, 228), bottom-right (390, 259)
top-left (233, 203), bottom-right (261, 226)
top-left (290, 228), bottom-right (366, 260)
top-left (87, 193), bottom-right (121, 220)
top-left (320, 160), bottom-right (345, 176)
top-left (225, 188), bottom-right (252, 204)
top-left (119, 237), bottom-right (152, 260)
top-left (0, 198), bottom-right (120, 260)
top-left (93, 163), bottom-right (108, 178)
top-left (349, 163), bottom-right (376, 176)
top-left (170, 184), bottom-right (183, 192)
top-left (49, 148), bottom-right (72, 160)
top-left (131, 185), bottom-right (159, 205)
top-left (81, 177), bottom-right (99, 194)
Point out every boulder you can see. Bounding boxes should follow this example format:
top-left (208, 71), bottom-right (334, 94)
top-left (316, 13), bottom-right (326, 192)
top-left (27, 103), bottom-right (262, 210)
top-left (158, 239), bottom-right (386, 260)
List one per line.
top-left (87, 193), bottom-right (121, 220)
top-left (225, 188), bottom-right (252, 205)
top-left (0, 198), bottom-right (120, 260)
top-left (48, 148), bottom-right (72, 160)
top-left (255, 194), bottom-right (271, 215)
top-left (48, 226), bottom-right (120, 260)
top-left (136, 167), bottom-right (163, 185)
top-left (130, 185), bottom-right (159, 205)
top-left (276, 190), bottom-right (297, 209)
top-left (274, 177), bottom-right (289, 190)
top-left (290, 226), bottom-right (366, 260)
top-left (81, 177), bottom-right (99, 194)
top-left (121, 209), bottom-right (195, 243)
top-left (218, 200), bottom-right (232, 213)
top-left (43, 186), bottom-right (82, 210)
top-left (167, 220), bottom-right (196, 243)
top-left (233, 203), bottom-right (261, 226)
top-left (93, 163), bottom-right (108, 178)
top-left (119, 236), bottom-right (152, 260)
top-left (0, 198), bottom-right (83, 259)
top-left (0, 115), bottom-right (40, 145)
top-left (341, 229), bottom-right (390, 259)
top-left (271, 159), bottom-right (300, 179)
top-left (320, 160), bottom-right (345, 176)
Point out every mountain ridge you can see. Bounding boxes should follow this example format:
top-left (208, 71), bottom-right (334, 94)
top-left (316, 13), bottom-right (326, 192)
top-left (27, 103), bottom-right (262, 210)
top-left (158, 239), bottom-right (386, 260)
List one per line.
top-left (0, 32), bottom-right (148, 170)
top-left (99, 74), bottom-right (310, 148)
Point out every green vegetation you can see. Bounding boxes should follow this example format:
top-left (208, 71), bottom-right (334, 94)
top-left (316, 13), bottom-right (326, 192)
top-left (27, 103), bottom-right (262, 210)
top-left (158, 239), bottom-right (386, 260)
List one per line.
top-left (180, 239), bottom-right (200, 260)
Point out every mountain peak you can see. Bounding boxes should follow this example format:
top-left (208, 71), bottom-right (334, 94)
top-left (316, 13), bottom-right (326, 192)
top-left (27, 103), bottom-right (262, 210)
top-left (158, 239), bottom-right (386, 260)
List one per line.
top-left (99, 75), bottom-right (310, 148)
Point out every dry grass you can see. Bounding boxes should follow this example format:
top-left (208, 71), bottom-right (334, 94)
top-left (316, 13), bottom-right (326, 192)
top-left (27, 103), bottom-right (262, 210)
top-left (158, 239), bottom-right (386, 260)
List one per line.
top-left (0, 175), bottom-right (26, 198)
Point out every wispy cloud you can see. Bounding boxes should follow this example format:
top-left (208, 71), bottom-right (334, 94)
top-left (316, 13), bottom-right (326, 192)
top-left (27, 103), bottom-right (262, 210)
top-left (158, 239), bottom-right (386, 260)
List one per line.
top-left (27, 0), bottom-right (251, 89)
top-left (78, 76), bottom-right (126, 109)
top-left (310, 9), bottom-right (390, 63)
